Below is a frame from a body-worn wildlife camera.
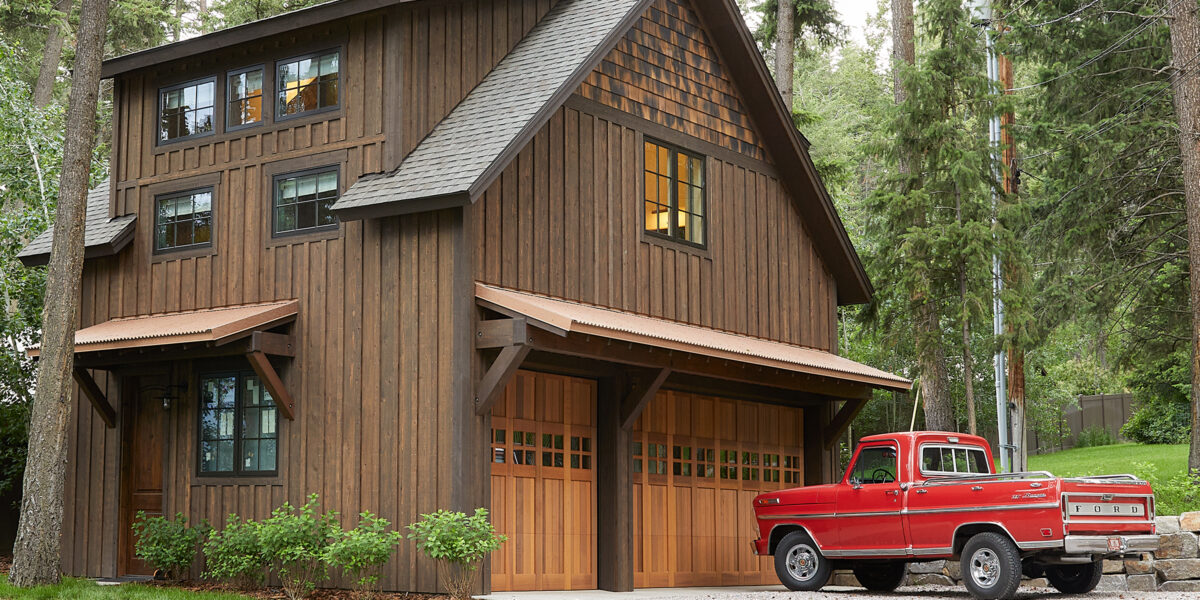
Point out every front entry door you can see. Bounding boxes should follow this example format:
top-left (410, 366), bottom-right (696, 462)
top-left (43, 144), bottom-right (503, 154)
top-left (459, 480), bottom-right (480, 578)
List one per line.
top-left (119, 376), bottom-right (167, 576)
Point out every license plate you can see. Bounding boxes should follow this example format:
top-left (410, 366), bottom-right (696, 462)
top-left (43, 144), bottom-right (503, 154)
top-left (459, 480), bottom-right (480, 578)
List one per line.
top-left (1108, 537), bottom-right (1124, 552)
top-left (1068, 502), bottom-right (1143, 516)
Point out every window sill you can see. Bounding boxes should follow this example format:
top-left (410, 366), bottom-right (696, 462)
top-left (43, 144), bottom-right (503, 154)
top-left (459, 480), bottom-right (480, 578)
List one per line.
top-left (151, 244), bottom-right (215, 264)
top-left (640, 232), bottom-right (712, 259)
top-left (266, 225), bottom-right (342, 248)
top-left (192, 474), bottom-right (284, 486)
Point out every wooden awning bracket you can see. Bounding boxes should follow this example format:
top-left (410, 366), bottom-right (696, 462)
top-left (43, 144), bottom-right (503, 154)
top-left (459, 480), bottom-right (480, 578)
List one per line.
top-left (246, 350), bottom-right (295, 421)
top-left (823, 397), bottom-right (870, 449)
top-left (620, 367), bottom-right (670, 430)
top-left (475, 317), bottom-right (531, 416)
top-left (73, 367), bottom-right (116, 428)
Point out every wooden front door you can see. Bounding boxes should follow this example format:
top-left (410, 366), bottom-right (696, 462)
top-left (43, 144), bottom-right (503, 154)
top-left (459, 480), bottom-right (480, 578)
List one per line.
top-left (490, 370), bottom-right (597, 591)
top-left (119, 376), bottom-right (167, 576)
top-left (632, 391), bottom-right (804, 588)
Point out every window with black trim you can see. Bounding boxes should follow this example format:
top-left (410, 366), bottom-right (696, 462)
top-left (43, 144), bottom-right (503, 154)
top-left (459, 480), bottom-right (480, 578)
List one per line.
top-left (198, 371), bottom-right (278, 476)
top-left (154, 188), bottom-right (213, 252)
top-left (848, 445), bottom-right (898, 485)
top-left (644, 138), bottom-right (706, 246)
top-left (159, 77), bottom-right (216, 142)
top-left (272, 166), bottom-right (339, 236)
top-left (227, 66), bottom-right (264, 129)
top-left (276, 50), bottom-right (339, 118)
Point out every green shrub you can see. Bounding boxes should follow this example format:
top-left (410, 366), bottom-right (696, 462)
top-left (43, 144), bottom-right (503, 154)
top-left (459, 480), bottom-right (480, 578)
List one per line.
top-left (1075, 425), bottom-right (1117, 448)
top-left (131, 512), bottom-right (205, 581)
top-left (323, 511), bottom-right (403, 597)
top-left (407, 508), bottom-right (506, 600)
top-left (1122, 397), bottom-right (1191, 444)
top-left (203, 514), bottom-right (268, 590)
top-left (258, 494), bottom-right (341, 600)
top-left (1131, 461), bottom-right (1200, 516)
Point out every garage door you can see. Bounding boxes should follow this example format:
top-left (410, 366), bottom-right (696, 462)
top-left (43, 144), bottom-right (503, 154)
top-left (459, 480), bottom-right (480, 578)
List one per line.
top-left (632, 390), bottom-right (804, 588)
top-left (490, 371), bottom-right (597, 591)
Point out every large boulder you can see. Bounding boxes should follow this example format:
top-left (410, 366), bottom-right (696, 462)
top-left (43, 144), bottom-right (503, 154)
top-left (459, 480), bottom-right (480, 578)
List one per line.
top-left (907, 573), bottom-right (954, 586)
top-left (1095, 574), bottom-right (1126, 591)
top-left (1124, 558), bottom-right (1155, 575)
top-left (1157, 516), bottom-right (1182, 534)
top-left (1159, 580), bottom-right (1200, 592)
top-left (1103, 559), bottom-right (1125, 574)
top-left (1127, 573), bottom-right (1158, 591)
top-left (1020, 577), bottom-right (1050, 588)
top-left (1180, 511), bottom-right (1200, 533)
top-left (943, 560), bottom-right (962, 580)
top-left (830, 571), bottom-right (860, 587)
top-left (1154, 559), bottom-right (1200, 581)
top-left (908, 560), bottom-right (946, 574)
top-left (1156, 532), bottom-right (1200, 559)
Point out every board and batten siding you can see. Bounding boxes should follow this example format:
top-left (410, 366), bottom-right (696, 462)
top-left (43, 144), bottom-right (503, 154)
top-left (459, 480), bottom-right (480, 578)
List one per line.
top-left (60, 2), bottom-right (557, 590)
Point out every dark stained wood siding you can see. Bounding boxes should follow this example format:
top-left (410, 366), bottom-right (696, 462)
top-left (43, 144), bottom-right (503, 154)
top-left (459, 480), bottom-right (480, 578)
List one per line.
top-left (578, 0), bottom-right (764, 161)
top-left (472, 101), bottom-right (838, 350)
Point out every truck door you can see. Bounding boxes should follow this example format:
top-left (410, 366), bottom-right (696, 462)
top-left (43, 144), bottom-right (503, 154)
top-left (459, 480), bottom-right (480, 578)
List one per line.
top-left (834, 443), bottom-right (907, 555)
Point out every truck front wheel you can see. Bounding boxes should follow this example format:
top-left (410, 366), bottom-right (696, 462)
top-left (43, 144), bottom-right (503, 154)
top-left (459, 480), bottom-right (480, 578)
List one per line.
top-left (1044, 561), bottom-right (1103, 594)
top-left (960, 532), bottom-right (1022, 600)
top-left (774, 531), bottom-right (831, 591)
top-left (852, 560), bottom-right (906, 591)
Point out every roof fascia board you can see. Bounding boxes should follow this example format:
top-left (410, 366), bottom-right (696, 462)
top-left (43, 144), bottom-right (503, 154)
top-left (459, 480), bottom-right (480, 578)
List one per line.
top-left (690, 0), bottom-right (873, 305)
top-left (332, 190), bottom-right (472, 221)
top-left (464, 0), bottom-right (657, 202)
top-left (17, 218), bottom-right (138, 268)
top-left (101, 0), bottom-right (406, 79)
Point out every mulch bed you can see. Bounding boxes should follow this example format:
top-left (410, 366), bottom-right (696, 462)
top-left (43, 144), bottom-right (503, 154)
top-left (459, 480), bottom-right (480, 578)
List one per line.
top-left (145, 580), bottom-right (449, 599)
top-left (0, 554), bottom-right (12, 576)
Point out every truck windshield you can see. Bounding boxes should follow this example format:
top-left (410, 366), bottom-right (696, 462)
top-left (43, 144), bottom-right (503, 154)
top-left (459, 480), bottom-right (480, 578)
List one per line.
top-left (848, 445), bottom-right (897, 484)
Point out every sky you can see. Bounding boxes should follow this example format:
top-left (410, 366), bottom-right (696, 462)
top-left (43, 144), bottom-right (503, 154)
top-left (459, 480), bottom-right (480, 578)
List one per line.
top-left (835, 0), bottom-right (881, 46)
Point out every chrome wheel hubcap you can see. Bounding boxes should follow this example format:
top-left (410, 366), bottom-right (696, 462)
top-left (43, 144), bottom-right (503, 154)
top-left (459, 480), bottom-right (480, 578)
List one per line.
top-left (970, 548), bottom-right (1001, 588)
top-left (786, 544), bottom-right (819, 582)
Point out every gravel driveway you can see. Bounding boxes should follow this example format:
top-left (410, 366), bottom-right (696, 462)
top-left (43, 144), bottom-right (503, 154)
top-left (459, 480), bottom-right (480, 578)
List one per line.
top-left (481, 584), bottom-right (1199, 600)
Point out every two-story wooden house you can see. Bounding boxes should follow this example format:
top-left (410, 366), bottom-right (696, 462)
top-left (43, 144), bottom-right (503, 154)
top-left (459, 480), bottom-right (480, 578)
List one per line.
top-left (18, 0), bottom-right (909, 592)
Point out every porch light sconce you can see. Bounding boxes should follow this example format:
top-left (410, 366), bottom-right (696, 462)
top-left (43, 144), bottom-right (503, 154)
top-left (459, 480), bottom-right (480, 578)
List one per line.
top-left (142, 383), bottom-right (188, 411)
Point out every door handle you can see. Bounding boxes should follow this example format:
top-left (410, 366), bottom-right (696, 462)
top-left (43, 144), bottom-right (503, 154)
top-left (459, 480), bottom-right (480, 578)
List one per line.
top-left (885, 489), bottom-right (899, 496)
top-left (916, 489), bottom-right (928, 494)
top-left (971, 486), bottom-right (983, 491)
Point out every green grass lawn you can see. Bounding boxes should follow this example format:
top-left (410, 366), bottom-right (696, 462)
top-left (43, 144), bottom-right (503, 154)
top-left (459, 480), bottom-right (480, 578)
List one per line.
top-left (1028, 443), bottom-right (1188, 478)
top-left (1028, 443), bottom-right (1197, 515)
top-left (0, 575), bottom-right (252, 599)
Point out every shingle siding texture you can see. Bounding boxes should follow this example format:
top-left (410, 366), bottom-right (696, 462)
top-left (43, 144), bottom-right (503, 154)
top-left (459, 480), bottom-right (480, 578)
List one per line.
top-left (333, 0), bottom-right (644, 213)
top-left (18, 181), bottom-right (136, 262)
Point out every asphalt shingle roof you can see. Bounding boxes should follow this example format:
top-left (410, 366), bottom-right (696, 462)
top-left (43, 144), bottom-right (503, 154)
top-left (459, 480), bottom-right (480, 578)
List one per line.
top-left (18, 181), bottom-right (138, 266)
top-left (332, 0), bottom-right (646, 216)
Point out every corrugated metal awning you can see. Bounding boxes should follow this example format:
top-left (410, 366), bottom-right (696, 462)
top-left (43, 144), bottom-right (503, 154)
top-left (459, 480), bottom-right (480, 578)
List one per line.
top-left (29, 300), bottom-right (299, 357)
top-left (476, 283), bottom-right (910, 391)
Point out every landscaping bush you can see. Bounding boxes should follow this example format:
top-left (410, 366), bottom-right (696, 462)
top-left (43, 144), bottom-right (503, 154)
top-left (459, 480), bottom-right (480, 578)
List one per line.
top-left (407, 508), bottom-right (505, 600)
top-left (203, 514), bottom-right (268, 590)
top-left (323, 511), bottom-right (403, 598)
top-left (131, 512), bottom-right (205, 581)
top-left (258, 494), bottom-right (341, 600)
top-left (1075, 425), bottom-right (1116, 448)
top-left (1121, 396), bottom-right (1191, 444)
top-left (1131, 461), bottom-right (1200, 515)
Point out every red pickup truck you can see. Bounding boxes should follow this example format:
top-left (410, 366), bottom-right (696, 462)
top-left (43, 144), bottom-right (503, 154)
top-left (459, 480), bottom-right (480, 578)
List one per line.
top-left (751, 431), bottom-right (1158, 600)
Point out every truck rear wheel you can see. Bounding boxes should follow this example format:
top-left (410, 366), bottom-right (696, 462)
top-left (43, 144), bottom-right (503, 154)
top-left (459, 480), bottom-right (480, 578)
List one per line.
top-left (852, 561), bottom-right (906, 591)
top-left (960, 532), bottom-right (1022, 600)
top-left (1045, 561), bottom-right (1103, 594)
top-left (774, 531), bottom-right (831, 591)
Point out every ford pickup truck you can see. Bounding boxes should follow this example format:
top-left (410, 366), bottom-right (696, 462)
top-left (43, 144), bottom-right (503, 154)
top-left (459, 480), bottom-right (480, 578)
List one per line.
top-left (751, 431), bottom-right (1157, 600)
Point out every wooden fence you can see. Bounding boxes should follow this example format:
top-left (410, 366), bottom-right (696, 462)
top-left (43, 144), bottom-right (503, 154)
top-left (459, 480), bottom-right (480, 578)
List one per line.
top-left (1025, 393), bottom-right (1135, 455)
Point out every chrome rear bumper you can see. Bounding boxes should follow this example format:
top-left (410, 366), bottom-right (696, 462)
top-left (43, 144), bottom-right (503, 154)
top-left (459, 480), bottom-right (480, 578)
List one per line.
top-left (1063, 534), bottom-right (1158, 554)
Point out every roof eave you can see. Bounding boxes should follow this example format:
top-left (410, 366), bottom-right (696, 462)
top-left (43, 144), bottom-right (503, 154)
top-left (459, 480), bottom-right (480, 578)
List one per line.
top-left (17, 218), bottom-right (137, 268)
top-left (331, 190), bottom-right (472, 221)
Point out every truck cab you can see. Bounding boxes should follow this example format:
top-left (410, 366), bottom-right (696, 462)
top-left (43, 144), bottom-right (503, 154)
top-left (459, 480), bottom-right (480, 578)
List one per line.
top-left (751, 431), bottom-right (1158, 600)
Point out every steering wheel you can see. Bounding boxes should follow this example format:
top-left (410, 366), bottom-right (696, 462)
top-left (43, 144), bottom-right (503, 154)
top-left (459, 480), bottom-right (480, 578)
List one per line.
top-left (871, 468), bottom-right (895, 483)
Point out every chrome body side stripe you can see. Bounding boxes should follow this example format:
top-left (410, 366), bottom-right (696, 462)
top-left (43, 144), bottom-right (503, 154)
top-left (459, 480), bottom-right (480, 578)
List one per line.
top-left (903, 502), bottom-right (1059, 515)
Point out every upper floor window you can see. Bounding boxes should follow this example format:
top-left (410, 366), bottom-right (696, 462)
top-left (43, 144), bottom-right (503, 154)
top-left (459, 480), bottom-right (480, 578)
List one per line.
top-left (227, 66), bottom-right (264, 129)
top-left (158, 77), bottom-right (216, 143)
top-left (154, 188), bottom-right (213, 253)
top-left (273, 166), bottom-right (339, 236)
top-left (276, 50), bottom-right (339, 119)
top-left (644, 139), bottom-right (706, 247)
top-left (198, 371), bottom-right (278, 476)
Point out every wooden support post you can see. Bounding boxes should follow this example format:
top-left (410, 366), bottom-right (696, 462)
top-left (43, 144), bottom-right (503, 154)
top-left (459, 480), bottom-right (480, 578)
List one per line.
top-left (73, 367), bottom-right (115, 428)
top-left (823, 397), bottom-right (869, 450)
top-left (246, 350), bottom-right (295, 420)
top-left (805, 402), bottom-right (833, 485)
top-left (620, 367), bottom-right (670, 430)
top-left (474, 344), bottom-right (530, 416)
top-left (597, 376), bottom-right (633, 592)
top-left (249, 331), bottom-right (296, 357)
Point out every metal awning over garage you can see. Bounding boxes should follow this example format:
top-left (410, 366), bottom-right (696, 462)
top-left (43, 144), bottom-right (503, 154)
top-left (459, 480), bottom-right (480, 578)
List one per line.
top-left (37, 300), bottom-right (300, 428)
top-left (476, 283), bottom-right (910, 391)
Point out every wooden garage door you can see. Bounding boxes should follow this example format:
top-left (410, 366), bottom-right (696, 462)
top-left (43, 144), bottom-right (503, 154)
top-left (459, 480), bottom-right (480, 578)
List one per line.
top-left (490, 370), bottom-right (597, 591)
top-left (633, 391), bottom-right (804, 588)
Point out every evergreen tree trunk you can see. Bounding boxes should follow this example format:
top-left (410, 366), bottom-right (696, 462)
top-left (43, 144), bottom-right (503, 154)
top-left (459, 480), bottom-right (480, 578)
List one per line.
top-left (774, 0), bottom-right (795, 108)
top-left (32, 0), bottom-right (73, 108)
top-left (8, 0), bottom-right (111, 587)
top-left (961, 273), bottom-right (975, 436)
top-left (892, 0), bottom-right (954, 431)
top-left (1166, 0), bottom-right (1200, 474)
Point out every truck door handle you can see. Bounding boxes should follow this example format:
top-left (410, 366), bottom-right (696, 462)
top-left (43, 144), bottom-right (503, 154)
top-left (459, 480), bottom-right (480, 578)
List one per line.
top-left (971, 486), bottom-right (983, 491)
top-left (916, 489), bottom-right (928, 494)
top-left (885, 490), bottom-right (899, 496)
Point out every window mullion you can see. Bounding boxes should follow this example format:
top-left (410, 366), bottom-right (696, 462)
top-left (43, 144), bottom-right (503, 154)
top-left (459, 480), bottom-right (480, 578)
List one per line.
top-left (233, 373), bottom-right (243, 475)
top-left (668, 149), bottom-right (678, 239)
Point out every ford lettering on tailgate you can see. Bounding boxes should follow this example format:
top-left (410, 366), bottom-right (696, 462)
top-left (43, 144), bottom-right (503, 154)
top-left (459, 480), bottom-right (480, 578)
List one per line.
top-left (1069, 502), bottom-right (1142, 516)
